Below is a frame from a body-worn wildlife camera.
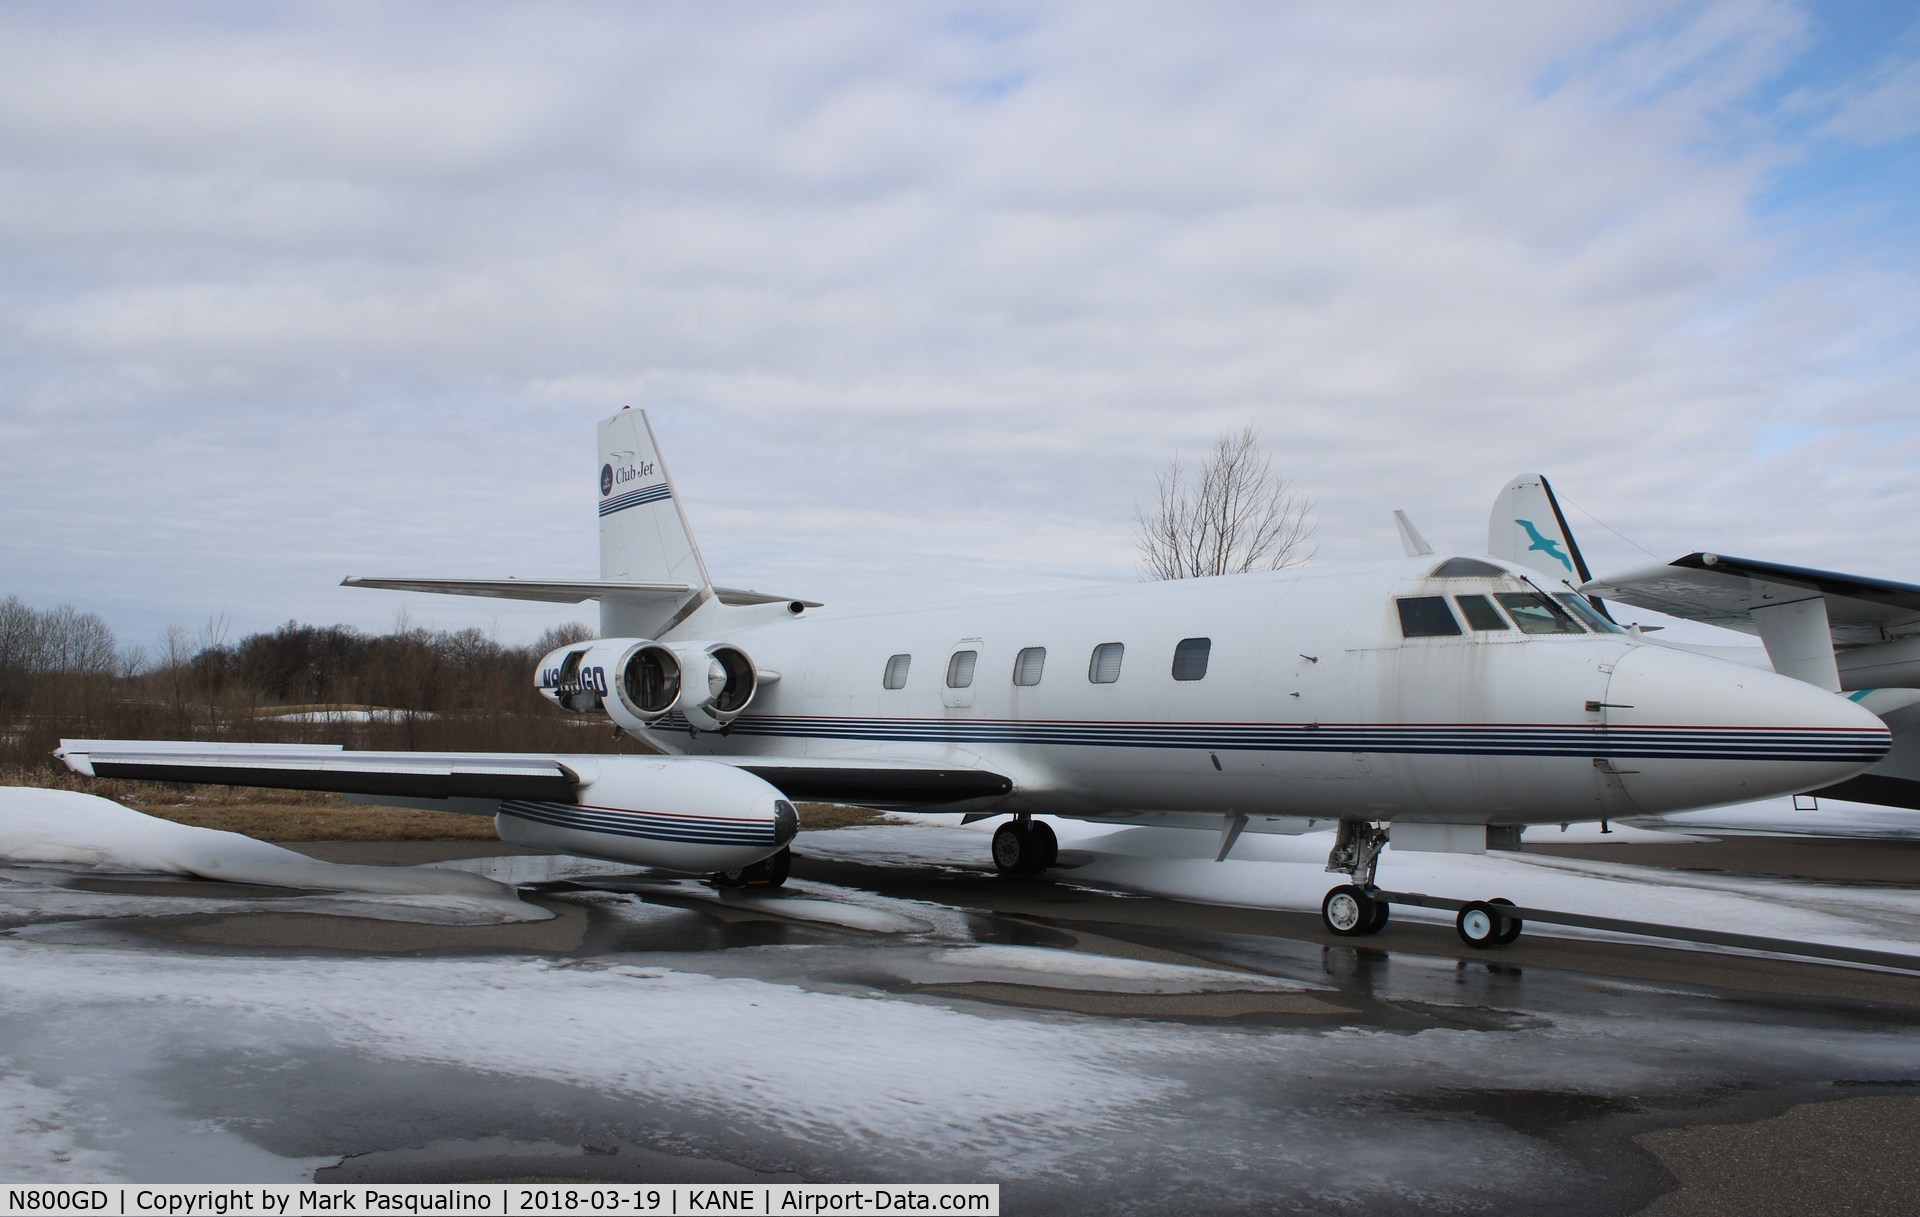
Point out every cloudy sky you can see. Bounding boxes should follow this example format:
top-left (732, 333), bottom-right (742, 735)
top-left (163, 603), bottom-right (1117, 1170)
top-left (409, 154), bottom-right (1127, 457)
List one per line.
top-left (4, 1), bottom-right (1918, 653)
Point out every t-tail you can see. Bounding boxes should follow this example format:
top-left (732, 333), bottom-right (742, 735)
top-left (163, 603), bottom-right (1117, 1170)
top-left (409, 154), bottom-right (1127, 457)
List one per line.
top-left (345, 409), bottom-right (807, 641)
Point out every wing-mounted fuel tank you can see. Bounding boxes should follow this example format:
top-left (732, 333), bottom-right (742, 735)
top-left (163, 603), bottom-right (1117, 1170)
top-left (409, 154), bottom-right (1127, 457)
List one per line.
top-left (536, 639), bottom-right (760, 733)
top-left (495, 756), bottom-right (799, 873)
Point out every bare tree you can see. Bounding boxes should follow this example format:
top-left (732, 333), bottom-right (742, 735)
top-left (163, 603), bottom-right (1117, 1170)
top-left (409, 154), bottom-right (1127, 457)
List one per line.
top-left (1134, 426), bottom-right (1317, 580)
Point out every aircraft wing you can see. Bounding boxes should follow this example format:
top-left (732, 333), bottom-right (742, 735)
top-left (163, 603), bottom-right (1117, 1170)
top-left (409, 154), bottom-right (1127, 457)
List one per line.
top-left (54, 740), bottom-right (582, 804)
top-left (52, 740), bottom-right (1011, 811)
top-left (342, 577), bottom-right (821, 608)
top-left (1581, 554), bottom-right (1920, 648)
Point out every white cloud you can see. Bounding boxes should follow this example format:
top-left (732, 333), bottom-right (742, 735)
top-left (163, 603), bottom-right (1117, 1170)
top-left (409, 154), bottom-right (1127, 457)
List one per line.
top-left (0, 0), bottom-right (1915, 647)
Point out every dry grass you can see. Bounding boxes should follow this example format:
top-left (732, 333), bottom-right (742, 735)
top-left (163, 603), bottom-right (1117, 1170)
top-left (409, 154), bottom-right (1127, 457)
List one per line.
top-left (1, 765), bottom-right (893, 840)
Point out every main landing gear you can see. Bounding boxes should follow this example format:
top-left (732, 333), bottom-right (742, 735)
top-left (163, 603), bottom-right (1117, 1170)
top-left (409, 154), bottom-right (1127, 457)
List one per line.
top-left (1319, 821), bottom-right (1525, 948)
top-left (711, 846), bottom-right (792, 890)
top-left (991, 815), bottom-right (1058, 875)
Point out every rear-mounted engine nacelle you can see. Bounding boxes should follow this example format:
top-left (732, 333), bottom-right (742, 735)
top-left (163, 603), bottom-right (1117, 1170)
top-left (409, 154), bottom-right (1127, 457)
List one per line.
top-left (535, 637), bottom-right (672, 733)
top-left (534, 638), bottom-right (758, 733)
top-left (646, 641), bottom-right (759, 731)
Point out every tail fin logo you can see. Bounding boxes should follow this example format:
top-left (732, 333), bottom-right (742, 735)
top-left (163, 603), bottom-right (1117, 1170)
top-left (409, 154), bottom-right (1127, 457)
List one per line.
top-left (1515, 519), bottom-right (1573, 571)
top-left (600, 464), bottom-right (614, 496)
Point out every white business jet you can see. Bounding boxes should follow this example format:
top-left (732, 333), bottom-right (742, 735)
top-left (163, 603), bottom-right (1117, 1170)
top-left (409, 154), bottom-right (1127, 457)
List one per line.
top-left (56, 412), bottom-right (1891, 947)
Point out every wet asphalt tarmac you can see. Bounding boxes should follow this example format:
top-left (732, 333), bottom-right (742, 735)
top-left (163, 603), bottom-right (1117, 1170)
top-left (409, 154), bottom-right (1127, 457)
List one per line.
top-left (9, 831), bottom-right (1920, 1216)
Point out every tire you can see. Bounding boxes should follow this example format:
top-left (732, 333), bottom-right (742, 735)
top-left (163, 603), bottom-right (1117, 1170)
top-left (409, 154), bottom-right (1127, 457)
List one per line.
top-left (1030, 821), bottom-right (1059, 869)
top-left (1322, 885), bottom-right (1377, 937)
top-left (711, 867), bottom-right (749, 890)
top-left (1489, 896), bottom-right (1522, 945)
top-left (1456, 901), bottom-right (1499, 948)
top-left (1366, 896), bottom-right (1391, 933)
top-left (992, 822), bottom-right (1039, 874)
top-left (755, 846), bottom-right (792, 889)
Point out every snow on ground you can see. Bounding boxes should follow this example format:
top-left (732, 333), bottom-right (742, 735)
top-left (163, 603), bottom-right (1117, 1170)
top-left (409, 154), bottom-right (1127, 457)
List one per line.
top-left (0, 788), bottom-right (546, 924)
top-left (0, 943), bottom-right (1184, 1176)
top-left (1658, 799), bottom-right (1920, 839)
top-left (925, 944), bottom-right (1329, 993)
top-left (0, 1066), bottom-right (121, 1182)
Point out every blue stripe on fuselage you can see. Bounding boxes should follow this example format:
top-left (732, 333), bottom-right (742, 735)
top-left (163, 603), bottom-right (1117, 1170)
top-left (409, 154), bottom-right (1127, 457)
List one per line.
top-left (660, 714), bottom-right (1888, 764)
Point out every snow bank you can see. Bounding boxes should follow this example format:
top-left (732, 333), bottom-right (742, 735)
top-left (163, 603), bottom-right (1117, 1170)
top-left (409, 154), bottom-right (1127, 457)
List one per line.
top-left (0, 787), bottom-right (546, 923)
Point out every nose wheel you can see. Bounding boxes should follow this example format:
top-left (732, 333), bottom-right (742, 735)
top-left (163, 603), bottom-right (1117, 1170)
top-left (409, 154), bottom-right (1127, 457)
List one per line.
top-left (1321, 884), bottom-right (1391, 936)
top-left (1456, 897), bottom-right (1523, 947)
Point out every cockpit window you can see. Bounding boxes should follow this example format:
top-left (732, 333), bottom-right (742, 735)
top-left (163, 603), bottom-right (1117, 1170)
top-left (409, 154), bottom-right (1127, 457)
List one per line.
top-left (1454, 594), bottom-right (1511, 631)
top-left (1495, 592), bottom-right (1586, 634)
top-left (1397, 596), bottom-right (1462, 637)
top-left (1554, 593), bottom-right (1622, 634)
top-left (1430, 557), bottom-right (1506, 578)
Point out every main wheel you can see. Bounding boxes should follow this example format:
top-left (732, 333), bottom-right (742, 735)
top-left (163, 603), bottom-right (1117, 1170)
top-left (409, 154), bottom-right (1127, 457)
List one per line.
top-left (992, 822), bottom-right (1043, 874)
top-left (1322, 885), bottom-right (1379, 936)
top-left (750, 846), bottom-right (792, 888)
top-left (711, 866), bottom-right (749, 890)
top-left (1456, 901), bottom-right (1500, 948)
top-left (1030, 821), bottom-right (1059, 869)
top-left (1489, 896), bottom-right (1522, 945)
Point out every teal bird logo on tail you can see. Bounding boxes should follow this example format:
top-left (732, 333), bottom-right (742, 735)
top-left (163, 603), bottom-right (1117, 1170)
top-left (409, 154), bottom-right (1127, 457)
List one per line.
top-left (1515, 519), bottom-right (1573, 571)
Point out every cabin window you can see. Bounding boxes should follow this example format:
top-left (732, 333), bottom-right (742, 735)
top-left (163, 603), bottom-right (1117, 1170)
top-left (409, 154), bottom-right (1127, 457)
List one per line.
top-left (1554, 593), bottom-right (1621, 634)
top-left (946, 650), bottom-right (978, 688)
top-left (1397, 596), bottom-right (1462, 637)
top-left (1088, 642), bottom-right (1125, 684)
top-left (1495, 592), bottom-right (1585, 634)
top-left (1013, 646), bottom-right (1046, 686)
top-left (883, 653), bottom-right (911, 689)
top-left (1454, 594), bottom-right (1511, 631)
top-left (1171, 637), bottom-right (1211, 680)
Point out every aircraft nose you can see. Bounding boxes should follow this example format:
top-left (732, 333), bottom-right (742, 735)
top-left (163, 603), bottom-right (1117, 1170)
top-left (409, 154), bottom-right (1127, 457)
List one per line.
top-left (1599, 646), bottom-right (1890, 815)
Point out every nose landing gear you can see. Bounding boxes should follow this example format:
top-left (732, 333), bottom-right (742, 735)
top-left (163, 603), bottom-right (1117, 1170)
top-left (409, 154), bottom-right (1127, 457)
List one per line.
top-left (1319, 820), bottom-right (1524, 947)
top-left (1319, 821), bottom-right (1390, 937)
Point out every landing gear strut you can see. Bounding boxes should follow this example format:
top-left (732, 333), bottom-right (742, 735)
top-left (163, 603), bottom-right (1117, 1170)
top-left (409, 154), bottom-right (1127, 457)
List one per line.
top-left (1319, 821), bottom-right (1390, 937)
top-left (991, 815), bottom-right (1057, 875)
top-left (711, 846), bottom-right (792, 890)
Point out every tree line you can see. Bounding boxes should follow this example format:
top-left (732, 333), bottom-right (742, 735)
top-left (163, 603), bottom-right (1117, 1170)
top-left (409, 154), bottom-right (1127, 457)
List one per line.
top-left (0, 596), bottom-right (651, 774)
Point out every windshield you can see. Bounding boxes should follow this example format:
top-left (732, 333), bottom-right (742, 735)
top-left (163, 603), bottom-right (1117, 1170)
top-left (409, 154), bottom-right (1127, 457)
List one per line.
top-left (1554, 593), bottom-right (1622, 634)
top-left (1494, 592), bottom-right (1586, 635)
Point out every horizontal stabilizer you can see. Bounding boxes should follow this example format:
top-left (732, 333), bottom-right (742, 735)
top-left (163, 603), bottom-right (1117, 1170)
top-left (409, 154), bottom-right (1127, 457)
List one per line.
top-left (343, 577), bottom-right (820, 609)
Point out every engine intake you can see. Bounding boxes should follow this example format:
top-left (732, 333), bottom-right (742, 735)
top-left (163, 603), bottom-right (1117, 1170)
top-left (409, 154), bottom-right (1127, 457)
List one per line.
top-left (535, 638), bottom-right (758, 733)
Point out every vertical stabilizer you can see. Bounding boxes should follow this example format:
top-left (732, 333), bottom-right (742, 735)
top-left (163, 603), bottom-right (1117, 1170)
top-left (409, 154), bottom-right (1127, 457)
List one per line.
top-left (599, 409), bottom-right (713, 634)
top-left (1489, 474), bottom-right (1592, 585)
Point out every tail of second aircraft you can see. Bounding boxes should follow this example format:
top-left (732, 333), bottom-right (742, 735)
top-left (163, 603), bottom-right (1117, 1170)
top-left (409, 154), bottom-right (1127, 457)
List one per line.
top-left (1489, 475), bottom-right (1594, 587)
